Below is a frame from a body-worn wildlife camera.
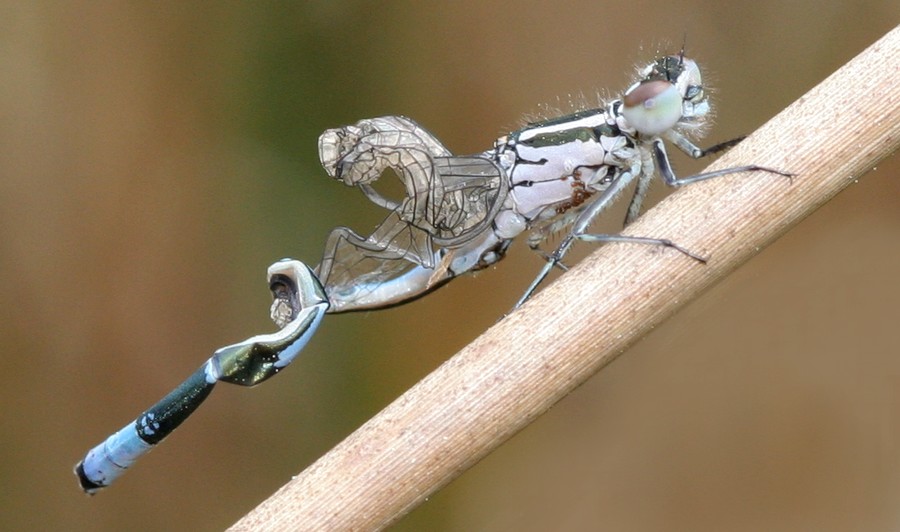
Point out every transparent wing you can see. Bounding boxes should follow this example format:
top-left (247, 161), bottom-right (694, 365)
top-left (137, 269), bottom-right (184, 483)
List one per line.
top-left (317, 224), bottom-right (443, 312)
top-left (315, 155), bottom-right (507, 313)
top-left (316, 116), bottom-right (507, 312)
top-left (430, 156), bottom-right (508, 245)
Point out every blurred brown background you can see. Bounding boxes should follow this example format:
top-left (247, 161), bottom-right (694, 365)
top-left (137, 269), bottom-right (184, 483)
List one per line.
top-left (2, 2), bottom-right (899, 530)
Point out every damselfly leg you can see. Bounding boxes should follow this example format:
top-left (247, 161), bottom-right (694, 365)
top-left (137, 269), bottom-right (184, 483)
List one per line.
top-left (515, 136), bottom-right (794, 308)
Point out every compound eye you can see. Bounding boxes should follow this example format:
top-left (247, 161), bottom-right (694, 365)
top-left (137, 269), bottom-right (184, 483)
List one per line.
top-left (621, 80), bottom-right (683, 136)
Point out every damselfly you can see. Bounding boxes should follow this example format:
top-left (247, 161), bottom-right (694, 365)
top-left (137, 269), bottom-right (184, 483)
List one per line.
top-left (75, 52), bottom-right (792, 493)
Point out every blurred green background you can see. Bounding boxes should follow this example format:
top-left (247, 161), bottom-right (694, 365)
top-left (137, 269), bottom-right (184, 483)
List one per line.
top-left (2, 2), bottom-right (899, 530)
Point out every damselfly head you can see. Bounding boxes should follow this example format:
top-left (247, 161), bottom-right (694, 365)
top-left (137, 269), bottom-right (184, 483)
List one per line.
top-left (621, 56), bottom-right (709, 137)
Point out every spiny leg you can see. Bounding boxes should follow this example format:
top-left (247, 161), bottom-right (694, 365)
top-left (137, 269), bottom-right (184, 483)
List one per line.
top-left (658, 135), bottom-right (795, 187)
top-left (514, 172), bottom-right (637, 309)
top-left (516, 142), bottom-right (793, 309)
top-left (624, 135), bottom-right (747, 226)
top-left (514, 231), bottom-right (706, 309)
